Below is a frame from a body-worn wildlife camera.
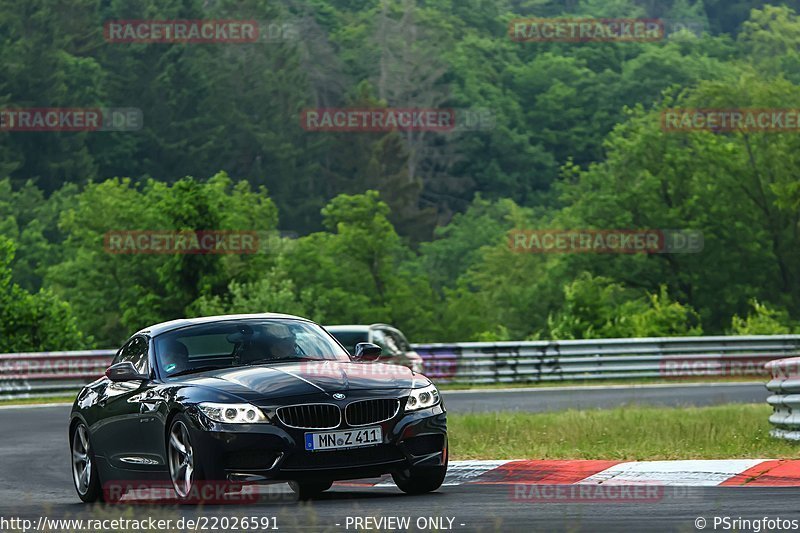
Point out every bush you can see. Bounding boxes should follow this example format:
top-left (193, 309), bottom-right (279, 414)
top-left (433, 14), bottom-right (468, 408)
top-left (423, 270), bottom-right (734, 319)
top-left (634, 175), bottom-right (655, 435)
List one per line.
top-left (730, 299), bottom-right (796, 335)
top-left (0, 237), bottom-right (88, 351)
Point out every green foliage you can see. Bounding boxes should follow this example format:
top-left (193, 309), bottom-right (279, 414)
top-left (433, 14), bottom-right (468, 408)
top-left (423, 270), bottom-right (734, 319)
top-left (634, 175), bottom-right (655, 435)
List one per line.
top-left (45, 173), bottom-right (278, 346)
top-left (4, 2), bottom-right (800, 349)
top-left (730, 299), bottom-right (796, 335)
top-left (189, 269), bottom-right (307, 318)
top-left (548, 275), bottom-right (702, 339)
top-left (0, 237), bottom-right (87, 351)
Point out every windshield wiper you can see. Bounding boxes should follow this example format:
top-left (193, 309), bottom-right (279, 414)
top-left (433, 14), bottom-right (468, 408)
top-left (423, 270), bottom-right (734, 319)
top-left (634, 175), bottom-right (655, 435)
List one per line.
top-left (168, 365), bottom-right (226, 377)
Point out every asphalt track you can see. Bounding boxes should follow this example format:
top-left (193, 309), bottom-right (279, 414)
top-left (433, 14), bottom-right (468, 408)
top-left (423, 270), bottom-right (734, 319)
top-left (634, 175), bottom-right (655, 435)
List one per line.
top-left (441, 381), bottom-right (769, 412)
top-left (0, 382), bottom-right (789, 533)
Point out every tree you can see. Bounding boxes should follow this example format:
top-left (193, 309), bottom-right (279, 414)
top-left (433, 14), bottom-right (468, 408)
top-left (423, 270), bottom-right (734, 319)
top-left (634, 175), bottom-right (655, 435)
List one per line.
top-left (0, 237), bottom-right (88, 351)
top-left (548, 275), bottom-right (702, 339)
top-left (46, 173), bottom-right (278, 346)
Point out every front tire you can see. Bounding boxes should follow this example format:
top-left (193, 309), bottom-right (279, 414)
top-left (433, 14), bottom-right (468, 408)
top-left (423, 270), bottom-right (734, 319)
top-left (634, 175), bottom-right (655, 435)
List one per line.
top-left (168, 415), bottom-right (204, 503)
top-left (71, 423), bottom-right (103, 503)
top-left (392, 455), bottom-right (448, 495)
top-left (289, 480), bottom-right (332, 500)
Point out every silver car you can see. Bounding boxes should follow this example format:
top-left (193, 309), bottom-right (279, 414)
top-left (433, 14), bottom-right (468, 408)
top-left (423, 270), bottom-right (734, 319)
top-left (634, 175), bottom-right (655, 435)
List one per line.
top-left (325, 324), bottom-right (424, 373)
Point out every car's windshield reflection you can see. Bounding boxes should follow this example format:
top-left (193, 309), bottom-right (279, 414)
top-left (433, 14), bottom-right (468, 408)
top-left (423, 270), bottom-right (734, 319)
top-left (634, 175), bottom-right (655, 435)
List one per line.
top-left (155, 319), bottom-right (350, 377)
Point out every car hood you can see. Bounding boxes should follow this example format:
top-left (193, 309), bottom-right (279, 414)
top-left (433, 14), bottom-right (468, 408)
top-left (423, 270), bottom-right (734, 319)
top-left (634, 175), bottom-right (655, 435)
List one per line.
top-left (179, 360), bottom-right (428, 400)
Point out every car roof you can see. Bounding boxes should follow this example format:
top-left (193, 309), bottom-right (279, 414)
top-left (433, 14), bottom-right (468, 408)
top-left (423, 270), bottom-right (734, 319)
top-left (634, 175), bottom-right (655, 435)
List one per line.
top-left (135, 313), bottom-right (314, 337)
top-left (324, 324), bottom-right (392, 333)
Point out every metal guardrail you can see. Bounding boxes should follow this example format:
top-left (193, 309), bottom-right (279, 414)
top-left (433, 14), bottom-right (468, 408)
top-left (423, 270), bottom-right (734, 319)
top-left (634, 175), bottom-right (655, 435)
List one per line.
top-left (0, 350), bottom-right (115, 399)
top-left (413, 335), bottom-right (800, 383)
top-left (2, 335), bottom-right (799, 399)
top-left (765, 357), bottom-right (800, 441)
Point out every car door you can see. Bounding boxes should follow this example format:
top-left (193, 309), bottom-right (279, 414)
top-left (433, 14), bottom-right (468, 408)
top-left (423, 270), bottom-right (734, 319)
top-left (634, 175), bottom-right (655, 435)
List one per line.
top-left (91, 336), bottom-right (164, 474)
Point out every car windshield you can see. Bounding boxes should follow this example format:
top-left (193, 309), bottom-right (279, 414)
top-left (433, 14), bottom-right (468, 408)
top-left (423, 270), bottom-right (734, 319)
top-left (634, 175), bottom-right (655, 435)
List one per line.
top-left (155, 319), bottom-right (349, 377)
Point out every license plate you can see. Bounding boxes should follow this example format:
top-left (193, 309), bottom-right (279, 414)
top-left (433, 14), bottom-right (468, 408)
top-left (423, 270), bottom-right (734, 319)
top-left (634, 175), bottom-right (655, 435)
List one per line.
top-left (305, 426), bottom-right (383, 451)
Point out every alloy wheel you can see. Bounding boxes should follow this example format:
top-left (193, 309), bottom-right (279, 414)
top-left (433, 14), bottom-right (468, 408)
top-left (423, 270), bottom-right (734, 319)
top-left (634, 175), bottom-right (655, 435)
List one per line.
top-left (71, 425), bottom-right (92, 495)
top-left (168, 421), bottom-right (195, 498)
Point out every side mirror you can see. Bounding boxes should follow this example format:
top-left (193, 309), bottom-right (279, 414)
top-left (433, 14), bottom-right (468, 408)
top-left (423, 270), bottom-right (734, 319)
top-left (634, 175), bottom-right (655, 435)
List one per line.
top-left (106, 362), bottom-right (149, 382)
top-left (353, 343), bottom-right (382, 362)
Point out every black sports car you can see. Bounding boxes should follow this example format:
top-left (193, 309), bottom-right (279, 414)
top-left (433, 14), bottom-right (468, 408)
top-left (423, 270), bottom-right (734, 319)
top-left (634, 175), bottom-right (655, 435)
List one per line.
top-left (69, 314), bottom-right (447, 503)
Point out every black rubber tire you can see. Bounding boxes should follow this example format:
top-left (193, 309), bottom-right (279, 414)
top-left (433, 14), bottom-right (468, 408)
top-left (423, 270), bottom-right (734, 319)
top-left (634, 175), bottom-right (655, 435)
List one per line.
top-left (71, 422), bottom-right (104, 503)
top-left (392, 455), bottom-right (448, 495)
top-left (289, 480), bottom-right (333, 500)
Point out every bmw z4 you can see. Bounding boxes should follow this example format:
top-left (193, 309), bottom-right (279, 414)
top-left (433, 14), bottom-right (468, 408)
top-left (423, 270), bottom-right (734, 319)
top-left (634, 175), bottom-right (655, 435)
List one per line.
top-left (68, 314), bottom-right (448, 502)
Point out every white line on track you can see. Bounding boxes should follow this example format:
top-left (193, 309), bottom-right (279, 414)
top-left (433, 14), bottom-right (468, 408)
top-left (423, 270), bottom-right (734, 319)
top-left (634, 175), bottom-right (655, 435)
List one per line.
top-left (442, 381), bottom-right (765, 395)
top-left (577, 460), bottom-right (769, 486)
top-left (0, 402), bottom-right (72, 410)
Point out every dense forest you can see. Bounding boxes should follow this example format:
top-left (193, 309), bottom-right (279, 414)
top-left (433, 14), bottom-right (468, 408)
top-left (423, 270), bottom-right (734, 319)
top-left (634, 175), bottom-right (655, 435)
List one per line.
top-left (2, 0), bottom-right (800, 350)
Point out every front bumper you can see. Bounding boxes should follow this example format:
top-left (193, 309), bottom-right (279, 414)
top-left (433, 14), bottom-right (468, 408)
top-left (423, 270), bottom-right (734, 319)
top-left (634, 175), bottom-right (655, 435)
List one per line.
top-left (185, 403), bottom-right (447, 483)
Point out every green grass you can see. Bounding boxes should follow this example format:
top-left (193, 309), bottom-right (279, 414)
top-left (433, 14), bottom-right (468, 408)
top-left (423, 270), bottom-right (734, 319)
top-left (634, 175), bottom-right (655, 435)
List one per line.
top-left (448, 404), bottom-right (800, 461)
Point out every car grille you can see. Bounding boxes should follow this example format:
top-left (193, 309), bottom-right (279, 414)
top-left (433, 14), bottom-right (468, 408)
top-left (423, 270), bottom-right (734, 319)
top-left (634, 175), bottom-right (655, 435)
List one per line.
top-left (276, 404), bottom-right (340, 429)
top-left (281, 445), bottom-right (405, 470)
top-left (345, 399), bottom-right (400, 426)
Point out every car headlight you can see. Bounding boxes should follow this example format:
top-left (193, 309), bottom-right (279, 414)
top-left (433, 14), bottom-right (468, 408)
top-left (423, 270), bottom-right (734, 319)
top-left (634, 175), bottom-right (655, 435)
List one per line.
top-left (198, 402), bottom-right (268, 423)
top-left (405, 384), bottom-right (440, 412)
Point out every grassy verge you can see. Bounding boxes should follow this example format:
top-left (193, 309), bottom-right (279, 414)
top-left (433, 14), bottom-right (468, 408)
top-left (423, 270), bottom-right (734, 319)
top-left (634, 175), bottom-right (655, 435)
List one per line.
top-left (0, 395), bottom-right (75, 406)
top-left (448, 404), bottom-right (800, 460)
top-left (437, 375), bottom-right (765, 390)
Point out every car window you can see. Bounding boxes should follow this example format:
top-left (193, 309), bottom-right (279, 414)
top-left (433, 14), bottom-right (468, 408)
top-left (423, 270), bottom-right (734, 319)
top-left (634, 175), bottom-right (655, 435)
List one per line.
top-left (178, 334), bottom-right (236, 359)
top-left (327, 331), bottom-right (369, 354)
top-left (371, 328), bottom-right (399, 356)
top-left (386, 328), bottom-right (411, 352)
top-left (114, 336), bottom-right (149, 374)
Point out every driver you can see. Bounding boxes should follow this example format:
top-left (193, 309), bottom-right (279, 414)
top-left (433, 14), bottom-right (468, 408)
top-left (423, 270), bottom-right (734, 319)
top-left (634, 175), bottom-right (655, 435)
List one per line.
top-left (264, 331), bottom-right (297, 359)
top-left (236, 329), bottom-right (298, 364)
top-left (161, 340), bottom-right (190, 375)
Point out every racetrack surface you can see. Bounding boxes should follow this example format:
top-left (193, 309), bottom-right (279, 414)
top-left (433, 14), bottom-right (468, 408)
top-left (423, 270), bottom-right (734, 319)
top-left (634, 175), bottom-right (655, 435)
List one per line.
top-left (0, 382), bottom-right (784, 532)
top-left (442, 381), bottom-right (768, 412)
